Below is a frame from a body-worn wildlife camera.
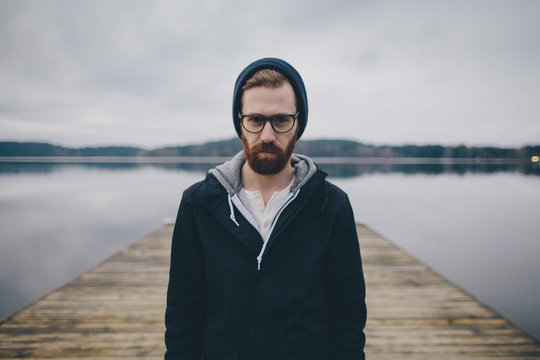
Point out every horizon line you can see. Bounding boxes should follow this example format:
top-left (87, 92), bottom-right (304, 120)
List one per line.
top-left (1, 138), bottom-right (539, 150)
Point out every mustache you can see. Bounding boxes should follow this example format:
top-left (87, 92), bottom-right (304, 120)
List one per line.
top-left (255, 142), bottom-right (280, 153)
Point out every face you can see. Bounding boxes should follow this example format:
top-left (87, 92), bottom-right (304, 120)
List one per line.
top-left (241, 82), bottom-right (298, 175)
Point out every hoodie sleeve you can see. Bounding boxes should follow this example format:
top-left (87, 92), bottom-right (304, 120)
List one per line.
top-left (326, 194), bottom-right (367, 360)
top-left (165, 189), bottom-right (206, 360)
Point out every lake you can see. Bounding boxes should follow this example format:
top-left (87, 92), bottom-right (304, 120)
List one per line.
top-left (0, 159), bottom-right (539, 341)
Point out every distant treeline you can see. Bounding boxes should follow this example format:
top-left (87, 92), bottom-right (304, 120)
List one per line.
top-left (1, 139), bottom-right (539, 159)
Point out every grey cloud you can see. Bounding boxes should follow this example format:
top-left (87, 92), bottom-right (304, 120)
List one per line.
top-left (1, 0), bottom-right (539, 147)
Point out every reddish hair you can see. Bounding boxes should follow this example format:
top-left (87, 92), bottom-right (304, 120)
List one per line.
top-left (242, 69), bottom-right (289, 91)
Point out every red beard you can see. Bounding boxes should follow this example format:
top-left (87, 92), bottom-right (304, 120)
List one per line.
top-left (241, 132), bottom-right (297, 175)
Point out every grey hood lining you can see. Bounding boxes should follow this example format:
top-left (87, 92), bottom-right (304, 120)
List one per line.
top-left (208, 151), bottom-right (317, 195)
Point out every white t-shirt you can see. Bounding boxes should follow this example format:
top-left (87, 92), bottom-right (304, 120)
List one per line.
top-left (238, 179), bottom-right (294, 241)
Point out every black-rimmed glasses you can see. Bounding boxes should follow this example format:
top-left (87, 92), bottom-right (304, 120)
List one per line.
top-left (238, 113), bottom-right (298, 133)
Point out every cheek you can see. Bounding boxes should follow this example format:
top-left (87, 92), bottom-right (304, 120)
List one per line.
top-left (241, 132), bottom-right (257, 149)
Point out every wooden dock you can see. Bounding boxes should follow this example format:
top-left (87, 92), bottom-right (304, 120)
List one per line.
top-left (1, 224), bottom-right (539, 359)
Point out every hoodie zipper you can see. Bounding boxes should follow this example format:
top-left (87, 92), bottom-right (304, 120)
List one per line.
top-left (257, 188), bottom-right (300, 270)
top-left (248, 189), bottom-right (300, 359)
top-left (229, 189), bottom-right (300, 271)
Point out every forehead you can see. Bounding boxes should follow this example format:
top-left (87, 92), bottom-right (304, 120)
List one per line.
top-left (241, 83), bottom-right (297, 114)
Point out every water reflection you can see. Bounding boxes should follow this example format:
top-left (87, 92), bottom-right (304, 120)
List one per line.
top-left (322, 162), bottom-right (540, 177)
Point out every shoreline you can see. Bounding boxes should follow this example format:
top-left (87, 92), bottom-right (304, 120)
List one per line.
top-left (0, 155), bottom-right (525, 165)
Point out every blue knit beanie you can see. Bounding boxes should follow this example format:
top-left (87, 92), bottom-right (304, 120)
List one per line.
top-left (232, 58), bottom-right (308, 139)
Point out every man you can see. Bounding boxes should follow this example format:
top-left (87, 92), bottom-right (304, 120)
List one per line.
top-left (165, 58), bottom-right (366, 359)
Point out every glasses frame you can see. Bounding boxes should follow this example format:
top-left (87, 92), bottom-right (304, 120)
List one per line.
top-left (238, 112), bottom-right (299, 133)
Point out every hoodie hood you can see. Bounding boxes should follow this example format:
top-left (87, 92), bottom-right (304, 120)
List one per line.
top-left (209, 151), bottom-right (317, 196)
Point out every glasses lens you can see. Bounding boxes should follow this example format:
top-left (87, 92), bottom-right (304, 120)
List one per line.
top-left (272, 115), bottom-right (294, 133)
top-left (243, 115), bottom-right (264, 132)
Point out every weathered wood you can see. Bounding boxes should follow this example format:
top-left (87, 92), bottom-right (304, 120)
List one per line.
top-left (0, 223), bottom-right (538, 358)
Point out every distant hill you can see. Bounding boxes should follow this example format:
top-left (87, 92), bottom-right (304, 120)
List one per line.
top-left (142, 138), bottom-right (243, 157)
top-left (0, 142), bottom-right (141, 157)
top-left (294, 140), bottom-right (540, 160)
top-left (1, 139), bottom-right (539, 160)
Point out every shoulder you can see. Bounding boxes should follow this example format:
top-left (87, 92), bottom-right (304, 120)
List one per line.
top-left (323, 179), bottom-right (350, 212)
top-left (323, 179), bottom-right (348, 199)
top-left (307, 164), bottom-right (347, 199)
top-left (180, 172), bottom-right (225, 204)
top-left (181, 173), bottom-right (227, 210)
top-left (181, 179), bottom-right (205, 200)
top-left (303, 167), bottom-right (351, 214)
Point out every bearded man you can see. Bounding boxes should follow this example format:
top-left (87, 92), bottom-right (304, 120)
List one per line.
top-left (165, 58), bottom-right (367, 360)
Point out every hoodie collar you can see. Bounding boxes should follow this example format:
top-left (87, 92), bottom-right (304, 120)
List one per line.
top-left (208, 151), bottom-right (317, 195)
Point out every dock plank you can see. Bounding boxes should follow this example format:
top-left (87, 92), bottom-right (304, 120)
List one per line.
top-left (1, 224), bottom-right (539, 358)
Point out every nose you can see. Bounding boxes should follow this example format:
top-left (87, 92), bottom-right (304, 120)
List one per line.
top-left (259, 120), bottom-right (276, 143)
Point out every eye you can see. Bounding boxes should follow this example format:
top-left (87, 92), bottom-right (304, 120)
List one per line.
top-left (274, 115), bottom-right (289, 124)
top-left (248, 116), bottom-right (264, 124)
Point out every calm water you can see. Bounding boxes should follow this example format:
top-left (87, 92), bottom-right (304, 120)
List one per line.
top-left (1, 161), bottom-right (539, 341)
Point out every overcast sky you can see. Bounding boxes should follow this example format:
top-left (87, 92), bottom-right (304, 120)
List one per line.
top-left (1, 0), bottom-right (539, 148)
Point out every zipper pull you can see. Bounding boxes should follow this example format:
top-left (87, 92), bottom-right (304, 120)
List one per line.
top-left (257, 255), bottom-right (262, 271)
